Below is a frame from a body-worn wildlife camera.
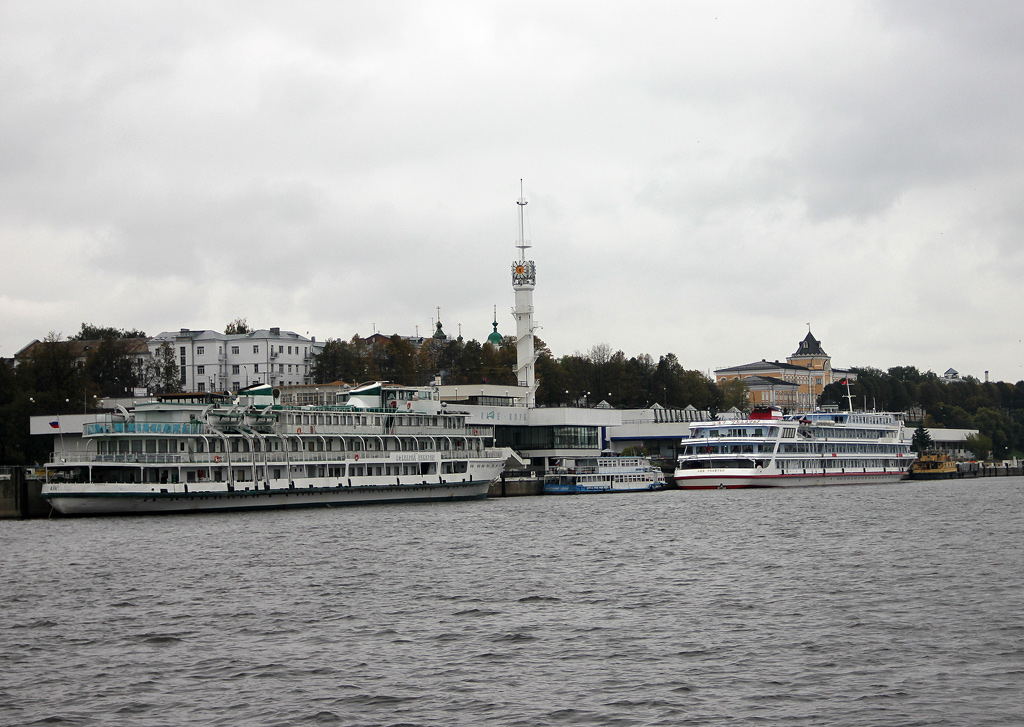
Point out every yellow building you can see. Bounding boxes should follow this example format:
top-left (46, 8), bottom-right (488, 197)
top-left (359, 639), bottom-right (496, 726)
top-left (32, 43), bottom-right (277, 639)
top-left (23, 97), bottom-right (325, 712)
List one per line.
top-left (714, 331), bottom-right (855, 413)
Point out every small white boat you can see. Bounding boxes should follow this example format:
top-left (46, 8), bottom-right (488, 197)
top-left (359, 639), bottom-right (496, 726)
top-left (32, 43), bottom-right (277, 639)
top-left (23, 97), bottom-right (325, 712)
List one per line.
top-left (543, 454), bottom-right (666, 494)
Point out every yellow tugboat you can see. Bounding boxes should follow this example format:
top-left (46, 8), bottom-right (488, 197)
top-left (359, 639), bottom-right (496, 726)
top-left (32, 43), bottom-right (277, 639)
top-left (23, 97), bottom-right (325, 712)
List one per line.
top-left (910, 451), bottom-right (960, 480)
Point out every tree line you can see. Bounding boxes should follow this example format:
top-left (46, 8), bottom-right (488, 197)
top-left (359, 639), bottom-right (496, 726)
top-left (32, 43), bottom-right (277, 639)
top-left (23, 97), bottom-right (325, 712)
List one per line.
top-left (3, 323), bottom-right (1024, 464)
top-left (311, 335), bottom-right (740, 411)
top-left (821, 366), bottom-right (1024, 460)
top-left (0, 325), bottom-right (185, 465)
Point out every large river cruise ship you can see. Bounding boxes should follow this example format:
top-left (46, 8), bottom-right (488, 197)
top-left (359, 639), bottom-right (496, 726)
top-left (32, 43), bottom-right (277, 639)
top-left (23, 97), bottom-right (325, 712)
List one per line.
top-left (673, 407), bottom-right (912, 489)
top-left (42, 382), bottom-right (506, 515)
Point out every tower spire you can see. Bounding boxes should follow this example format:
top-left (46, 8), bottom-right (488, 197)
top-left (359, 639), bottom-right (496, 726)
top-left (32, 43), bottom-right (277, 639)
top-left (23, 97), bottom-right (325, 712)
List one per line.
top-left (510, 181), bottom-right (538, 407)
top-left (516, 178), bottom-right (530, 262)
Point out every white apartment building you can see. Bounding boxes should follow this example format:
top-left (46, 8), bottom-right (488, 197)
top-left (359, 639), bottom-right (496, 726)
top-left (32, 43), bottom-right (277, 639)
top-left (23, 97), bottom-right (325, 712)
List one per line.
top-left (149, 327), bottom-right (325, 393)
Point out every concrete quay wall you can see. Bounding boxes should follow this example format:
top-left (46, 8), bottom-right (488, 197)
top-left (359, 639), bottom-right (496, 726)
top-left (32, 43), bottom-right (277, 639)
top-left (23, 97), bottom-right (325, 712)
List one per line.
top-left (488, 473), bottom-right (543, 497)
top-left (0, 469), bottom-right (50, 519)
top-left (957, 462), bottom-right (1023, 478)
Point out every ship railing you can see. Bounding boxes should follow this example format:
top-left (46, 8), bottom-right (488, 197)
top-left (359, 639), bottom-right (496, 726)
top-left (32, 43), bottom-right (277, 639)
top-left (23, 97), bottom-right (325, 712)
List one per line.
top-left (80, 453), bottom-right (189, 464)
top-left (85, 422), bottom-right (206, 436)
top-left (439, 449), bottom-right (483, 460)
top-left (61, 449), bottom-right (495, 466)
top-left (272, 425), bottom-right (477, 437)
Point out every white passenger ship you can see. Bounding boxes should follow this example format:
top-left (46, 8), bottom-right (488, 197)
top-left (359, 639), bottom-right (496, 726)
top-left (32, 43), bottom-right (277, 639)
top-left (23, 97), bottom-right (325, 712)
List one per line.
top-left (673, 407), bottom-right (912, 489)
top-left (42, 382), bottom-right (506, 515)
top-left (543, 455), bottom-right (666, 495)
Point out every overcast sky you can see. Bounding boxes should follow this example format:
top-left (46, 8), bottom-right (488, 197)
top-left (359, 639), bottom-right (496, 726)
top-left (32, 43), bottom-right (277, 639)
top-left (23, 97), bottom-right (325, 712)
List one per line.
top-left (2, 1), bottom-right (1023, 382)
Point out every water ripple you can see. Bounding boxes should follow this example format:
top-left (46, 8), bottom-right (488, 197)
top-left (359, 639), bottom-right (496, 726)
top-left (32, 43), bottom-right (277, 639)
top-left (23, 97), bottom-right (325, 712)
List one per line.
top-left (2, 480), bottom-right (1023, 725)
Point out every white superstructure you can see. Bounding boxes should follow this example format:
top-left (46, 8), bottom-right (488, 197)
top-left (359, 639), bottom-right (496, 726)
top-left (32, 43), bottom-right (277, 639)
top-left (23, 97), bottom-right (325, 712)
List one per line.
top-left (41, 382), bottom-right (505, 515)
top-left (674, 407), bottom-right (913, 489)
top-left (543, 455), bottom-right (666, 494)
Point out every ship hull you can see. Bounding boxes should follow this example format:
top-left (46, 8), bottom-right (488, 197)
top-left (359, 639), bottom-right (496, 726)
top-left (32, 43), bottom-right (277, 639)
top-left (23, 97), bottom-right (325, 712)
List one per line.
top-left (542, 483), bottom-right (663, 495)
top-left (45, 479), bottom-right (493, 516)
top-left (909, 471), bottom-right (960, 480)
top-left (674, 470), bottom-right (908, 489)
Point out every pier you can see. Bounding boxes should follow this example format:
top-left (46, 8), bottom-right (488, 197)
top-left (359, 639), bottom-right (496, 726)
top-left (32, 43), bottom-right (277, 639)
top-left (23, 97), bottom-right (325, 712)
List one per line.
top-left (5, 462), bottom-right (1022, 517)
top-left (956, 462), bottom-right (1023, 478)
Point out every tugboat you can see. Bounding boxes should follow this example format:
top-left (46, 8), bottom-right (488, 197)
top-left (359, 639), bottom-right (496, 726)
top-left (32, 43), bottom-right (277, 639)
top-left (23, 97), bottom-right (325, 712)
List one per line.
top-left (909, 451), bottom-right (960, 480)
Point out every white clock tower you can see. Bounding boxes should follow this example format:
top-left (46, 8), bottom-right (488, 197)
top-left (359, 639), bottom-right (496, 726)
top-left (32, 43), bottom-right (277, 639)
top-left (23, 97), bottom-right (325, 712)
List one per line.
top-left (511, 182), bottom-right (538, 408)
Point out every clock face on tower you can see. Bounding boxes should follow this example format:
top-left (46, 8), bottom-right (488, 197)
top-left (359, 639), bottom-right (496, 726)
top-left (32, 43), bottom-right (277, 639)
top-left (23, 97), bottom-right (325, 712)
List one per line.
top-left (511, 260), bottom-right (536, 286)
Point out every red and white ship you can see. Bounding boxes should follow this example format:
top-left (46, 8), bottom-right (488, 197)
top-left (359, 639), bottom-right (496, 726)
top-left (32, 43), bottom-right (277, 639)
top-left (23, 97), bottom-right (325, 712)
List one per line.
top-left (673, 406), bottom-right (912, 489)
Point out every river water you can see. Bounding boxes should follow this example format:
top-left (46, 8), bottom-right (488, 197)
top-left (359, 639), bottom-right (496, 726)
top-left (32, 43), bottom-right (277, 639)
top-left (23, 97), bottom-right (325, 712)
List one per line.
top-left (2, 478), bottom-right (1023, 726)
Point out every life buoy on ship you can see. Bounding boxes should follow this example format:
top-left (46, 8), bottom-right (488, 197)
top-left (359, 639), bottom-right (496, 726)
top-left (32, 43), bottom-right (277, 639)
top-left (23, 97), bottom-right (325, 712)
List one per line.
top-left (473, 429), bottom-right (478, 435)
top-left (214, 455), bottom-right (220, 463)
top-left (354, 453), bottom-right (359, 461)
top-left (298, 427), bottom-right (302, 434)
top-left (407, 402), bottom-right (412, 410)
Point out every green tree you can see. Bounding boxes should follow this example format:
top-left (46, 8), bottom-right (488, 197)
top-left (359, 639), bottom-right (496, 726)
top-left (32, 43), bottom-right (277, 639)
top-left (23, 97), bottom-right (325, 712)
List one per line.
top-left (312, 338), bottom-right (368, 384)
top-left (72, 323), bottom-right (146, 340)
top-left (911, 425), bottom-right (934, 452)
top-left (85, 336), bottom-right (143, 397)
top-left (964, 432), bottom-right (993, 461)
top-left (224, 318), bottom-right (251, 335)
top-left (718, 378), bottom-right (749, 413)
top-left (389, 335), bottom-right (419, 385)
top-left (21, 332), bottom-right (84, 411)
top-left (148, 342), bottom-right (181, 394)
top-left (972, 407), bottom-right (1012, 459)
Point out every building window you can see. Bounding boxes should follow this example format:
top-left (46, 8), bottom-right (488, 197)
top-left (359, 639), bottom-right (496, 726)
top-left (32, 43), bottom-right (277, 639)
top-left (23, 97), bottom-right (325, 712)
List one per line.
top-left (254, 364), bottom-right (259, 373)
top-left (197, 346), bottom-right (205, 355)
top-left (232, 365), bottom-right (240, 374)
top-left (180, 346), bottom-right (186, 357)
top-left (231, 346), bottom-right (239, 355)
top-left (197, 382), bottom-right (206, 392)
top-left (279, 364), bottom-right (284, 373)
top-left (288, 346), bottom-right (292, 354)
top-left (279, 346), bottom-right (284, 353)
top-left (288, 365), bottom-right (292, 373)
top-left (232, 382), bottom-right (239, 392)
top-left (197, 365), bottom-right (205, 375)
top-left (253, 345), bottom-right (259, 354)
